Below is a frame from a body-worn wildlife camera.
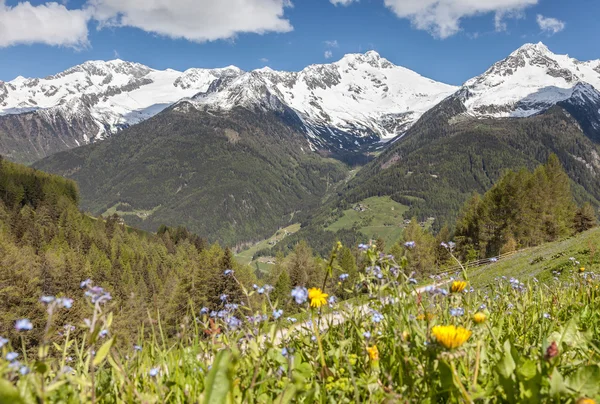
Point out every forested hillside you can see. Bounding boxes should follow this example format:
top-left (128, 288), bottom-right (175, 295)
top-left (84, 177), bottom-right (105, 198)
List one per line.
top-left (34, 105), bottom-right (348, 247)
top-left (0, 157), bottom-right (259, 346)
top-left (276, 100), bottom-right (600, 254)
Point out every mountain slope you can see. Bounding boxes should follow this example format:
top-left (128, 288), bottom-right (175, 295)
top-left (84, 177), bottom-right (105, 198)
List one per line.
top-left (34, 103), bottom-right (348, 246)
top-left (0, 53), bottom-right (456, 164)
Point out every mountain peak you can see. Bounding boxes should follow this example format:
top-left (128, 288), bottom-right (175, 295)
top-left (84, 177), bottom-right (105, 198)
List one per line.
top-left (514, 42), bottom-right (551, 55)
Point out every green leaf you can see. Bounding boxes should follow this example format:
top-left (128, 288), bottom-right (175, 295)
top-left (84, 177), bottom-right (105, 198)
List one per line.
top-left (274, 385), bottom-right (297, 404)
top-left (549, 368), bottom-right (567, 397)
top-left (517, 360), bottom-right (537, 381)
top-left (549, 318), bottom-right (579, 349)
top-left (204, 350), bottom-right (234, 404)
top-left (566, 365), bottom-right (600, 396)
top-left (93, 337), bottom-right (114, 366)
top-left (497, 340), bottom-right (516, 379)
top-left (0, 379), bottom-right (24, 404)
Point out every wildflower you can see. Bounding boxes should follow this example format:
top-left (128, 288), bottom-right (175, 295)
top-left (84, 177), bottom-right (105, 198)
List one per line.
top-left (257, 287), bottom-right (265, 294)
top-left (40, 296), bottom-right (55, 304)
top-left (264, 285), bottom-right (274, 293)
top-left (367, 345), bottom-right (379, 361)
top-left (576, 398), bottom-right (596, 404)
top-left (15, 319), bottom-right (33, 331)
top-left (85, 286), bottom-right (112, 304)
top-left (149, 367), bottom-right (160, 377)
top-left (291, 287), bottom-right (308, 304)
top-left (59, 298), bottom-right (74, 309)
top-left (227, 317), bottom-right (242, 329)
top-left (62, 366), bottom-right (74, 374)
top-left (328, 296), bottom-right (337, 307)
top-left (308, 288), bottom-right (328, 308)
top-left (449, 308), bottom-right (465, 317)
top-left (339, 273), bottom-right (349, 281)
top-left (8, 361), bottom-right (20, 370)
top-left (219, 294), bottom-right (228, 302)
top-left (286, 317), bottom-right (297, 323)
top-left (440, 242), bottom-right (448, 249)
top-left (281, 347), bottom-right (288, 357)
top-left (19, 366), bottom-right (30, 375)
top-left (200, 307), bottom-right (209, 315)
top-left (473, 312), bottom-right (487, 324)
top-left (134, 345), bottom-right (142, 352)
top-left (363, 331), bottom-right (371, 339)
top-left (580, 267), bottom-right (585, 272)
top-left (479, 303), bottom-right (487, 310)
top-left (273, 309), bottom-right (283, 320)
top-left (225, 303), bottom-right (239, 311)
top-left (450, 280), bottom-right (467, 293)
top-left (371, 311), bottom-right (384, 323)
top-left (64, 324), bottom-right (75, 333)
top-left (224, 269), bottom-right (234, 276)
top-left (6, 352), bottom-right (19, 361)
top-left (358, 243), bottom-right (369, 251)
top-left (0, 337), bottom-right (8, 348)
top-left (408, 278), bottom-right (418, 284)
top-left (543, 313), bottom-right (551, 319)
top-left (432, 325), bottom-right (472, 349)
top-left (404, 241), bottom-right (416, 249)
top-left (80, 279), bottom-right (92, 288)
top-left (545, 341), bottom-right (559, 360)
top-left (99, 329), bottom-right (108, 338)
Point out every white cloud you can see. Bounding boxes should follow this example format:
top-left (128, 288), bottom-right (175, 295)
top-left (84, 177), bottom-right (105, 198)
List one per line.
top-left (0, 0), bottom-right (91, 48)
top-left (88, 0), bottom-right (293, 43)
top-left (383, 0), bottom-right (538, 39)
top-left (330, 0), bottom-right (357, 6)
top-left (324, 39), bottom-right (339, 48)
top-left (494, 9), bottom-right (524, 32)
top-left (536, 14), bottom-right (565, 35)
top-left (324, 50), bottom-right (333, 59)
top-left (260, 57), bottom-right (269, 63)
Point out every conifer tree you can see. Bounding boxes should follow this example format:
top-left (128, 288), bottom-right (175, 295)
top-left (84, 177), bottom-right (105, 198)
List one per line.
top-left (574, 203), bottom-right (598, 233)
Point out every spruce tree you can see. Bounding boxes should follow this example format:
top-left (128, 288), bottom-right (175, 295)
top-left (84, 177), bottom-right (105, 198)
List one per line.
top-left (574, 203), bottom-right (598, 233)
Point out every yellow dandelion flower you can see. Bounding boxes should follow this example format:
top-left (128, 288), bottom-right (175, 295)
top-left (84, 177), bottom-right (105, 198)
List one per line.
top-left (367, 345), bottom-right (379, 361)
top-left (308, 287), bottom-right (328, 308)
top-left (432, 325), bottom-right (472, 349)
top-left (473, 312), bottom-right (487, 324)
top-left (576, 398), bottom-right (596, 404)
top-left (451, 280), bottom-right (467, 293)
top-left (580, 267), bottom-right (585, 272)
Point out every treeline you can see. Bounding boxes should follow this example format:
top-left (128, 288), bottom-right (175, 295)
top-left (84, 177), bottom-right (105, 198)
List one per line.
top-left (455, 155), bottom-right (597, 259)
top-left (0, 158), bottom-right (257, 346)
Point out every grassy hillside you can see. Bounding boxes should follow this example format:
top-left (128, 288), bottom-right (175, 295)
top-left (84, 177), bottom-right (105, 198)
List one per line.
top-left (235, 223), bottom-right (300, 266)
top-left (325, 196), bottom-right (410, 247)
top-left (34, 105), bottom-right (348, 247)
top-left (469, 227), bottom-right (600, 287)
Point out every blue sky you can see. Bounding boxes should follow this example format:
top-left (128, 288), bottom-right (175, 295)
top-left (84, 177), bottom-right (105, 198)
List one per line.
top-left (0, 0), bottom-right (598, 85)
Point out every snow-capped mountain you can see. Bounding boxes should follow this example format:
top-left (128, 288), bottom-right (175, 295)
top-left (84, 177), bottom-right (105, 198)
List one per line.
top-left (185, 51), bottom-right (458, 149)
top-left (459, 42), bottom-right (600, 118)
top-left (0, 59), bottom-right (243, 141)
top-left (0, 53), bottom-right (457, 161)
